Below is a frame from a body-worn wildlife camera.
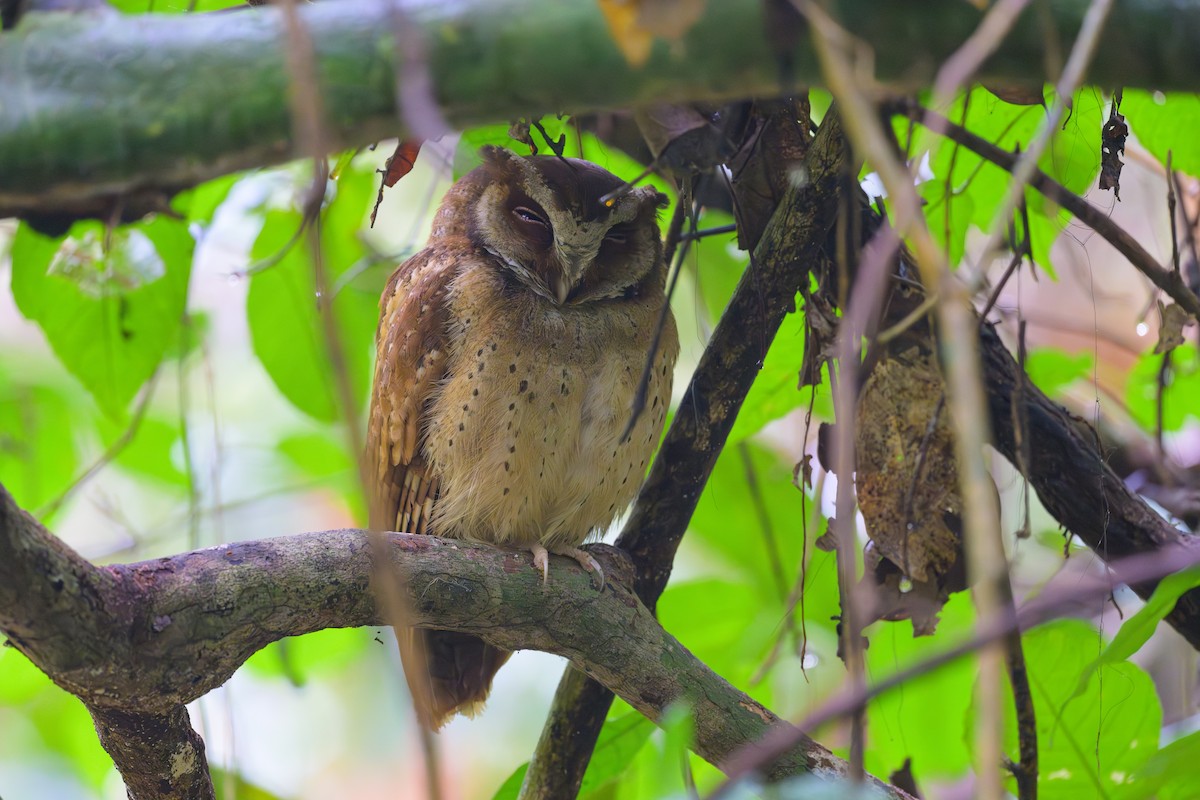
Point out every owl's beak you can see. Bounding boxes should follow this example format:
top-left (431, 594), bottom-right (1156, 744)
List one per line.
top-left (554, 273), bottom-right (571, 305)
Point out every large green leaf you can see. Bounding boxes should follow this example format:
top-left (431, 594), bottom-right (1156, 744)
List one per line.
top-left (1072, 565), bottom-right (1200, 698)
top-left (686, 442), bottom-right (809, 592)
top-left (10, 216), bottom-right (193, 419)
top-left (1122, 92), bottom-right (1200, 179)
top-left (243, 628), bottom-right (371, 686)
top-left (1126, 343), bottom-right (1200, 433)
top-left (995, 620), bottom-right (1161, 800)
top-left (1120, 729), bottom-right (1200, 800)
top-left (917, 87), bottom-right (1103, 278)
top-left (0, 374), bottom-right (79, 514)
top-left (246, 165), bottom-right (379, 423)
top-left (862, 592), bottom-right (977, 782)
top-left (93, 412), bottom-right (187, 488)
top-left (0, 648), bottom-right (114, 790)
top-left (1023, 347), bottom-right (1095, 397)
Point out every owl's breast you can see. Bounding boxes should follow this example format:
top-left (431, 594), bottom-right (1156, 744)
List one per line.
top-left (423, 270), bottom-right (676, 548)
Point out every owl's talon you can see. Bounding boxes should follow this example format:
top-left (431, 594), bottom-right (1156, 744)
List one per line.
top-left (530, 544), bottom-right (550, 584)
top-left (565, 548), bottom-right (605, 591)
top-left (526, 545), bottom-right (604, 590)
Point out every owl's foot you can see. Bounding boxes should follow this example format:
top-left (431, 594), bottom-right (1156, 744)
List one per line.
top-left (529, 544), bottom-right (605, 590)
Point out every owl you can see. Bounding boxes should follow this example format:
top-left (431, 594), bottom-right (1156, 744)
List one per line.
top-left (367, 146), bottom-right (678, 730)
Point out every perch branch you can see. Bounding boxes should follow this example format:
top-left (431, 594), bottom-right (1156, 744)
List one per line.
top-left (0, 484), bottom-right (914, 799)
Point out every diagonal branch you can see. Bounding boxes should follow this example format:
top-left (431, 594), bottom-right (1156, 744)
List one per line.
top-left (520, 103), bottom-right (850, 799)
top-left (0, 483), bottom-right (914, 799)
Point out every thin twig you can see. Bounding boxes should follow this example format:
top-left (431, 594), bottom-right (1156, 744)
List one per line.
top-left (710, 540), bottom-right (1200, 799)
top-left (897, 103), bottom-right (1200, 320)
top-left (794, 1), bottom-right (1012, 793)
top-left (37, 373), bottom-right (160, 519)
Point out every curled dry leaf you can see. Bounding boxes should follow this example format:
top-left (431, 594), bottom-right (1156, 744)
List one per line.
top-left (370, 139), bottom-right (423, 227)
top-left (981, 83), bottom-right (1046, 107)
top-left (1154, 300), bottom-right (1191, 354)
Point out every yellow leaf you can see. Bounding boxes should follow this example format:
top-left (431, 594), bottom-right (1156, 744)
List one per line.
top-left (597, 0), bottom-right (706, 67)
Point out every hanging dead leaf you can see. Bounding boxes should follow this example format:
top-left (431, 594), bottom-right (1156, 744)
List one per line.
top-left (793, 453), bottom-right (813, 490)
top-left (1099, 98), bottom-right (1127, 200)
top-left (370, 139), bottom-right (424, 227)
top-left (1154, 300), bottom-right (1191, 354)
top-left (381, 140), bottom-right (423, 187)
top-left (855, 345), bottom-right (971, 635)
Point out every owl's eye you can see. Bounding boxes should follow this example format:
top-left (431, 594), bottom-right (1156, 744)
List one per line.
top-left (513, 206), bottom-right (549, 227)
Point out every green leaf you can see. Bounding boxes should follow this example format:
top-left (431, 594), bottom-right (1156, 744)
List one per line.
top-left (453, 116), bottom-right (573, 178)
top-left (243, 628), bottom-right (371, 685)
top-left (10, 216), bottom-right (193, 419)
top-left (246, 165), bottom-right (378, 422)
top-left (277, 431), bottom-right (354, 479)
top-left (1071, 565), bottom-right (1200, 699)
top-left (94, 413), bottom-right (186, 487)
top-left (728, 308), bottom-right (834, 442)
top-left (690, 210), bottom-right (743, 322)
top-left (1122, 92), bottom-right (1200, 179)
top-left (687, 442), bottom-right (808, 591)
top-left (1126, 343), bottom-right (1200, 433)
top-left (276, 430), bottom-right (364, 519)
top-left (1121, 729), bottom-right (1200, 800)
top-left (995, 620), bottom-right (1161, 800)
top-left (1023, 347), bottom-right (1094, 396)
top-left (174, 173), bottom-right (241, 226)
top-left (212, 769), bottom-right (287, 800)
top-left (0, 375), bottom-right (79, 514)
top-left (0, 648), bottom-right (114, 789)
top-left (491, 712), bottom-right (654, 800)
top-left (645, 703), bottom-right (694, 799)
top-left (862, 592), bottom-right (976, 781)
top-left (918, 87), bottom-right (1102, 279)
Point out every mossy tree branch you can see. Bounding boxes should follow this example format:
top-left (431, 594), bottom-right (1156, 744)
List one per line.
top-left (5, 0), bottom-right (1200, 220)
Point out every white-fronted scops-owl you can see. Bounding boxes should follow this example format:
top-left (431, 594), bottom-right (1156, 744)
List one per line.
top-left (367, 146), bottom-right (678, 729)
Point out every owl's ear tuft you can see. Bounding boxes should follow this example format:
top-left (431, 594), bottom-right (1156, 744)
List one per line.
top-left (633, 186), bottom-right (671, 212)
top-left (480, 145), bottom-right (516, 168)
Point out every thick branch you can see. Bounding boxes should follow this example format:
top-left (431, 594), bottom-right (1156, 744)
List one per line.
top-left (980, 322), bottom-right (1200, 647)
top-left (521, 103), bottom-right (848, 798)
top-left (6, 0), bottom-right (1200, 220)
top-left (0, 485), bottom-right (911, 798)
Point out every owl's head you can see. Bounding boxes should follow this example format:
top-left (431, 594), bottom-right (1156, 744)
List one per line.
top-left (467, 146), bottom-right (669, 305)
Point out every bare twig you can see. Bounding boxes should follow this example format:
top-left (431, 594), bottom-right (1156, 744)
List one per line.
top-left (897, 102), bottom-right (1200, 320)
top-left (710, 540), bottom-right (1200, 799)
top-left (796, 2), bottom-right (1007, 792)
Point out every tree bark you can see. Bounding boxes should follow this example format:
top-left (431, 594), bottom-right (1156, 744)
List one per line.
top-left (5, 0), bottom-right (1200, 219)
top-left (0, 484), bottom-right (913, 800)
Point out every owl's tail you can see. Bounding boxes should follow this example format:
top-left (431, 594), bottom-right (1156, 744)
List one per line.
top-left (402, 628), bottom-right (512, 730)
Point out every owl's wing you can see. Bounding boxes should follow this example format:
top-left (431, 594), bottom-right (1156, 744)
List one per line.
top-left (367, 247), bottom-right (454, 536)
